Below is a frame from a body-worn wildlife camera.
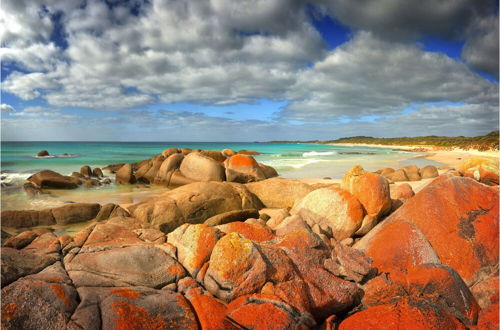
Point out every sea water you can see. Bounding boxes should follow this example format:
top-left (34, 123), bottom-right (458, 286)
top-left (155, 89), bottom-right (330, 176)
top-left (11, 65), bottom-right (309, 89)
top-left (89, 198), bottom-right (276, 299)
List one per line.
top-left (1, 141), bottom-right (440, 211)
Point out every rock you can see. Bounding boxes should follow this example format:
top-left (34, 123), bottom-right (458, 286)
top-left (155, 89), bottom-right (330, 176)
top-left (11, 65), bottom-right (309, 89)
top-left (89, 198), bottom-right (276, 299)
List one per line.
top-left (216, 222), bottom-right (275, 242)
top-left (245, 177), bottom-right (314, 209)
top-left (94, 203), bottom-right (117, 221)
top-left (102, 178), bottom-right (111, 184)
top-left (3, 231), bottom-right (38, 249)
top-left (238, 149), bottom-right (260, 155)
top-left (184, 288), bottom-right (234, 329)
top-left (258, 162), bottom-right (279, 179)
top-left (82, 179), bottom-right (101, 189)
top-left (23, 183), bottom-right (42, 197)
top-left (470, 274), bottom-right (499, 309)
top-left (115, 163), bottom-right (136, 184)
top-left (274, 215), bottom-right (311, 237)
top-left (51, 203), bottom-right (101, 225)
top-left (71, 172), bottom-right (84, 178)
top-left (362, 273), bottom-right (407, 308)
top-left (324, 239), bottom-right (374, 283)
top-left (421, 165), bottom-right (439, 178)
top-left (179, 152), bottom-right (226, 182)
top-left (36, 150), bottom-right (49, 157)
top-left (1, 262), bottom-right (79, 329)
top-left (339, 299), bottom-right (466, 329)
top-left (68, 287), bottom-right (198, 330)
top-left (459, 157), bottom-right (499, 186)
top-left (261, 208), bottom-right (290, 230)
top-left (135, 161), bottom-right (152, 182)
top-left (200, 150), bottom-right (226, 163)
top-left (390, 183), bottom-right (415, 199)
top-left (378, 167), bottom-right (395, 176)
top-left (402, 165), bottom-right (421, 181)
top-left (167, 224), bottom-right (222, 278)
top-left (80, 165), bottom-right (92, 177)
top-left (1, 209), bottom-right (55, 228)
top-left (204, 209), bottom-right (260, 226)
top-left (129, 181), bottom-right (263, 233)
top-left (341, 165), bottom-right (391, 234)
top-left (385, 169), bottom-right (409, 182)
top-left (225, 154), bottom-right (266, 183)
top-left (103, 163), bottom-right (124, 173)
top-left (141, 155), bottom-right (164, 183)
top-left (291, 187), bottom-right (365, 240)
top-left (204, 233), bottom-right (268, 301)
top-left (226, 294), bottom-right (316, 329)
top-left (476, 303), bottom-right (499, 329)
top-left (221, 148), bottom-right (235, 157)
top-left (357, 175), bottom-right (499, 285)
top-left (355, 219), bottom-right (441, 274)
top-left (154, 153), bottom-right (184, 185)
top-left (180, 148), bottom-right (192, 154)
top-left (92, 167), bottom-right (104, 178)
top-left (161, 147), bottom-right (179, 158)
top-left (27, 170), bottom-right (79, 189)
top-left (65, 221), bottom-right (187, 288)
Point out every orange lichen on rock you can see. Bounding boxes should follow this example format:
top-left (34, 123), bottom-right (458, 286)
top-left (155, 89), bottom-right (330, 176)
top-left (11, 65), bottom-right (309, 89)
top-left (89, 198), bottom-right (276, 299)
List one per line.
top-left (217, 222), bottom-right (275, 242)
top-left (49, 283), bottom-right (73, 307)
top-left (185, 289), bottom-right (236, 330)
top-left (112, 301), bottom-right (169, 330)
top-left (110, 288), bottom-right (144, 300)
top-left (227, 154), bottom-right (258, 168)
top-left (166, 263), bottom-right (186, 278)
top-left (1, 303), bottom-right (19, 321)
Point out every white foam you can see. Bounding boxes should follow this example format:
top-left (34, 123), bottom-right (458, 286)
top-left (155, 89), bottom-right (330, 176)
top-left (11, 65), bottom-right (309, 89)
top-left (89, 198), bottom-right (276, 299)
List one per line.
top-left (302, 151), bottom-right (337, 157)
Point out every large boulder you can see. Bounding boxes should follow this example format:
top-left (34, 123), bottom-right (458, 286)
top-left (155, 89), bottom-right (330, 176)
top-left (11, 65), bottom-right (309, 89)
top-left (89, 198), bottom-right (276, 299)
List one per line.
top-left (128, 181), bottom-right (263, 233)
top-left (200, 150), bottom-right (226, 163)
top-left (154, 153), bottom-right (184, 185)
top-left (390, 183), bottom-right (415, 200)
top-left (420, 165), bottom-right (439, 179)
top-left (341, 165), bottom-right (391, 234)
top-left (402, 165), bottom-right (421, 181)
top-left (224, 154), bottom-right (266, 183)
top-left (179, 152), bottom-right (226, 182)
top-left (356, 175), bottom-right (499, 285)
top-left (384, 169), bottom-right (409, 182)
top-left (204, 209), bottom-right (260, 226)
top-left (1, 209), bottom-right (55, 228)
top-left (51, 203), bottom-right (101, 225)
top-left (291, 187), bottom-right (365, 240)
top-left (161, 147), bottom-right (180, 158)
top-left (115, 163), bottom-right (136, 184)
top-left (27, 170), bottom-right (78, 189)
top-left (245, 177), bottom-right (314, 209)
top-left (141, 155), bottom-right (165, 183)
top-left (92, 167), bottom-right (104, 178)
top-left (459, 157), bottom-right (499, 186)
top-left (80, 165), bottom-right (92, 177)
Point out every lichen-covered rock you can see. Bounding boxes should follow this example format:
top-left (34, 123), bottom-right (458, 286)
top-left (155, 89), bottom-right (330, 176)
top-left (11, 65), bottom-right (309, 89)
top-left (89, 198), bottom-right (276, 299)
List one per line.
top-left (224, 154), bottom-right (266, 183)
top-left (390, 183), bottom-right (415, 200)
top-left (421, 165), bottom-right (439, 178)
top-left (459, 157), bottom-right (499, 186)
top-left (167, 224), bottom-right (222, 278)
top-left (216, 221), bottom-right (275, 242)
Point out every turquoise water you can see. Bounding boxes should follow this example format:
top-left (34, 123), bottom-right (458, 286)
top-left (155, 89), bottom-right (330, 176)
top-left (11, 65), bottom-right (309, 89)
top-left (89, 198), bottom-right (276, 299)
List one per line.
top-left (1, 141), bottom-right (440, 211)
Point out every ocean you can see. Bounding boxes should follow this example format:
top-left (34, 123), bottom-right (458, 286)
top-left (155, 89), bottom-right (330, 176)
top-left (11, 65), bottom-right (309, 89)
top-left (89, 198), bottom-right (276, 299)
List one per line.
top-left (1, 141), bottom-right (440, 211)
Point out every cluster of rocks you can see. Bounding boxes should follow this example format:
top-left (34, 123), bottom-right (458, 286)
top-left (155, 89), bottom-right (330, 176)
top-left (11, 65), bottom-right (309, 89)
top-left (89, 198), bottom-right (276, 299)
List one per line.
top-left (1, 157), bottom-right (498, 329)
top-left (108, 147), bottom-right (276, 186)
top-left (376, 164), bottom-right (439, 182)
top-left (23, 165), bottom-right (110, 197)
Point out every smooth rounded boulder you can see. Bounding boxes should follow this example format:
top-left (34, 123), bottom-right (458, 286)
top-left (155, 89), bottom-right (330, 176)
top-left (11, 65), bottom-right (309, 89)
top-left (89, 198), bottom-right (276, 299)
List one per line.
top-left (291, 186), bottom-right (365, 240)
top-left (385, 169), bottom-right (409, 182)
top-left (421, 165), bottom-right (439, 179)
top-left (245, 177), bottom-right (314, 209)
top-left (154, 153), bottom-right (184, 185)
top-left (341, 165), bottom-right (391, 234)
top-left (36, 150), bottom-right (49, 157)
top-left (128, 181), bottom-right (263, 233)
top-left (27, 170), bottom-right (78, 189)
top-left (180, 152), bottom-right (226, 182)
top-left (224, 154), bottom-right (266, 183)
top-left (80, 165), bottom-right (92, 177)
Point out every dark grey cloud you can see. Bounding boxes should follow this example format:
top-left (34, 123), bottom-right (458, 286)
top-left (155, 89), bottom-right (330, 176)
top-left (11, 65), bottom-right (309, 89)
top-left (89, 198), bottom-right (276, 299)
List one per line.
top-left (462, 15), bottom-right (499, 77)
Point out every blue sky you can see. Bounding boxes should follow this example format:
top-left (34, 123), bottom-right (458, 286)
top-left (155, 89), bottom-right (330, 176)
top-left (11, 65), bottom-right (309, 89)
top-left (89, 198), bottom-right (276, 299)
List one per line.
top-left (1, 0), bottom-right (498, 141)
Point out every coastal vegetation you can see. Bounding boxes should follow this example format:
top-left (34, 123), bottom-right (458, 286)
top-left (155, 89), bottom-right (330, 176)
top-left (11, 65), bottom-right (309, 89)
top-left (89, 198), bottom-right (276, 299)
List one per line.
top-left (270, 130), bottom-right (500, 151)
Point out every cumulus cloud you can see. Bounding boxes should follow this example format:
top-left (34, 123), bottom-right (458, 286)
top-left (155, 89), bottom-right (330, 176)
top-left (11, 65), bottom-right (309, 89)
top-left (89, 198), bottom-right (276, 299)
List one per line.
top-left (1, 104), bottom-right (15, 113)
top-left (282, 32), bottom-right (498, 120)
top-left (462, 15), bottom-right (499, 77)
top-left (0, 0), bottom-right (498, 139)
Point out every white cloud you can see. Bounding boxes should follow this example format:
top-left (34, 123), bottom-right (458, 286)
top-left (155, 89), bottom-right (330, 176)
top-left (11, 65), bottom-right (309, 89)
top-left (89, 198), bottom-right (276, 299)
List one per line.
top-left (282, 32), bottom-right (498, 121)
top-left (1, 104), bottom-right (15, 112)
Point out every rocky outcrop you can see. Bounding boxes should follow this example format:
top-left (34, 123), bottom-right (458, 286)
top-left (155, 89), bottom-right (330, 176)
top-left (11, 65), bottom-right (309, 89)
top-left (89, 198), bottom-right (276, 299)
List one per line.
top-left (80, 165), bottom-right (92, 177)
top-left (92, 167), bottom-right (104, 178)
top-left (27, 170), bottom-right (78, 189)
top-left (36, 150), bottom-right (49, 157)
top-left (179, 152), bottom-right (226, 182)
top-left (128, 181), bottom-right (263, 233)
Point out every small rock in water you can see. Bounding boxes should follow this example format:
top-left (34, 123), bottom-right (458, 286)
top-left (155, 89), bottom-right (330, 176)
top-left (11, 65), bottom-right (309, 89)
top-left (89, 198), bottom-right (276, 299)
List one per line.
top-left (37, 150), bottom-right (49, 157)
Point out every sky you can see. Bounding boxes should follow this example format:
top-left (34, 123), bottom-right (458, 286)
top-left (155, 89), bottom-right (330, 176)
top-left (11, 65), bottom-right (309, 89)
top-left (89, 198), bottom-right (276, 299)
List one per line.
top-left (1, 0), bottom-right (499, 142)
